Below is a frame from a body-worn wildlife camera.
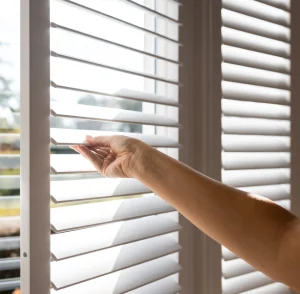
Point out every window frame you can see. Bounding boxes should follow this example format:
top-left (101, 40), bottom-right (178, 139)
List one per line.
top-left (20, 0), bottom-right (51, 293)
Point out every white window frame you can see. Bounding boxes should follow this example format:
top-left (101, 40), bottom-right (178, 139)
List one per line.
top-left (21, 0), bottom-right (51, 293)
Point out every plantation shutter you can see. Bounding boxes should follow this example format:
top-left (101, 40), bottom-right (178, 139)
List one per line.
top-left (221, 0), bottom-right (292, 293)
top-left (48, 0), bottom-right (182, 293)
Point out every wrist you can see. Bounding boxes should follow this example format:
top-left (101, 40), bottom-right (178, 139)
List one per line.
top-left (129, 141), bottom-right (160, 180)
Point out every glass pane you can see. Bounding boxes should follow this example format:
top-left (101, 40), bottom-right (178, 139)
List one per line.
top-left (0, 0), bottom-right (21, 293)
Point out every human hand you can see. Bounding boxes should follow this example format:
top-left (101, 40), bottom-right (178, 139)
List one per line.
top-left (70, 135), bottom-right (151, 178)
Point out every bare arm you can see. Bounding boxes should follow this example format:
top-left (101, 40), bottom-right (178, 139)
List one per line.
top-left (73, 135), bottom-right (300, 292)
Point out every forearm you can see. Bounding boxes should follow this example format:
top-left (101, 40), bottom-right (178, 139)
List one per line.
top-left (134, 146), bottom-right (299, 287)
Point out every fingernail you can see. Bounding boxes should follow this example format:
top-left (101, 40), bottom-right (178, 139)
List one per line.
top-left (86, 135), bottom-right (92, 138)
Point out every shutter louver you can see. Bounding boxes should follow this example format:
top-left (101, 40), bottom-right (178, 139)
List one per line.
top-left (221, 0), bottom-right (291, 293)
top-left (49, 0), bottom-right (182, 292)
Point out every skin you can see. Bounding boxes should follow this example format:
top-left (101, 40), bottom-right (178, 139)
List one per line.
top-left (71, 135), bottom-right (300, 292)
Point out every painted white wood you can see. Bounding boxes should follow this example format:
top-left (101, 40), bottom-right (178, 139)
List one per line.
top-left (51, 196), bottom-right (174, 232)
top-left (51, 235), bottom-right (181, 289)
top-left (50, 128), bottom-right (180, 147)
top-left (222, 99), bottom-right (290, 119)
top-left (223, 0), bottom-right (290, 26)
top-left (51, 101), bottom-right (179, 127)
top-left (51, 177), bottom-right (150, 202)
top-left (50, 256), bottom-right (181, 294)
top-left (222, 152), bottom-right (290, 170)
top-left (222, 63), bottom-right (290, 90)
top-left (51, 215), bottom-right (181, 260)
top-left (222, 117), bottom-right (290, 135)
top-left (222, 27), bottom-right (290, 58)
top-left (222, 8), bottom-right (290, 42)
top-left (222, 168), bottom-right (290, 187)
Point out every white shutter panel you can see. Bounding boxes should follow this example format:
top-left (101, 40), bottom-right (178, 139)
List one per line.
top-left (49, 0), bottom-right (182, 293)
top-left (221, 0), bottom-right (292, 293)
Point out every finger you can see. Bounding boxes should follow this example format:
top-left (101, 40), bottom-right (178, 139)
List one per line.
top-left (77, 145), bottom-right (104, 170)
top-left (69, 145), bottom-right (80, 153)
top-left (86, 135), bottom-right (116, 147)
top-left (89, 147), bottom-right (109, 157)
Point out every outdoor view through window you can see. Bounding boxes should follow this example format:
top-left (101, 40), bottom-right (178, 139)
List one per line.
top-left (0, 1), bottom-right (21, 293)
top-left (0, 0), bottom-right (179, 293)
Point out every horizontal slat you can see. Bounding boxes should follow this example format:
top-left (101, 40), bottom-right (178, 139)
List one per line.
top-left (51, 154), bottom-right (96, 174)
top-left (51, 235), bottom-right (181, 289)
top-left (51, 51), bottom-right (181, 86)
top-left (222, 247), bottom-right (237, 261)
top-left (222, 45), bottom-right (290, 73)
top-left (222, 0), bottom-right (290, 26)
top-left (0, 279), bottom-right (20, 292)
top-left (222, 27), bottom-right (290, 58)
top-left (119, 0), bottom-right (181, 24)
top-left (222, 259), bottom-right (255, 279)
top-left (238, 184), bottom-right (290, 201)
top-left (222, 271), bottom-right (274, 294)
top-left (51, 215), bottom-right (181, 260)
top-left (0, 236), bottom-right (20, 250)
top-left (241, 282), bottom-right (292, 293)
top-left (222, 9), bottom-right (290, 42)
top-left (127, 277), bottom-right (181, 294)
top-left (51, 82), bottom-right (179, 107)
top-left (0, 155), bottom-right (20, 169)
top-left (56, 0), bottom-right (181, 44)
top-left (276, 199), bottom-right (291, 210)
top-left (222, 168), bottom-right (290, 187)
top-left (256, 0), bottom-right (290, 11)
top-left (222, 152), bottom-right (290, 170)
top-left (222, 81), bottom-right (290, 105)
top-left (51, 23), bottom-right (181, 65)
top-left (222, 99), bottom-right (290, 119)
top-left (51, 101), bottom-right (179, 127)
top-left (50, 255), bottom-right (181, 294)
top-left (222, 135), bottom-right (290, 152)
top-left (0, 258), bottom-right (20, 270)
top-left (51, 196), bottom-right (174, 232)
top-left (222, 63), bottom-right (290, 90)
top-left (0, 175), bottom-right (20, 189)
top-left (222, 117), bottom-right (290, 136)
top-left (51, 178), bottom-right (150, 203)
top-left (50, 128), bottom-right (180, 148)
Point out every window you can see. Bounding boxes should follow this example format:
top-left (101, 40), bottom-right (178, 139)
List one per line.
top-left (0, 1), bottom-right (21, 293)
top-left (19, 0), bottom-right (182, 293)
